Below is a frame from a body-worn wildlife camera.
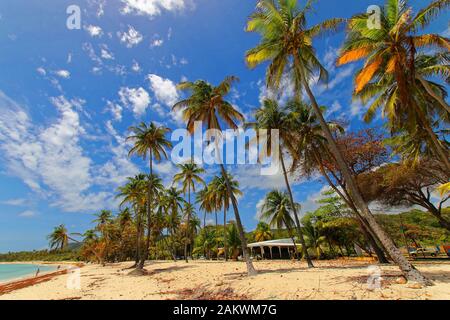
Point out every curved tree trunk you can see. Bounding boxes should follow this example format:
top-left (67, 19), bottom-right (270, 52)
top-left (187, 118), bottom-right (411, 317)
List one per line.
top-left (279, 154), bottom-right (314, 268)
top-left (311, 150), bottom-right (390, 263)
top-left (301, 70), bottom-right (430, 284)
top-left (220, 164), bottom-right (257, 276)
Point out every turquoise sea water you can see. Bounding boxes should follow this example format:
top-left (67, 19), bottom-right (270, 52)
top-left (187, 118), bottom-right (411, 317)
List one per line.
top-left (0, 264), bottom-right (57, 283)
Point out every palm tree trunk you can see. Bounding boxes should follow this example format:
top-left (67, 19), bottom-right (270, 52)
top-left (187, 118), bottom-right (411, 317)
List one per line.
top-left (223, 205), bottom-right (228, 262)
top-left (219, 164), bottom-right (257, 276)
top-left (134, 206), bottom-right (141, 267)
top-left (311, 150), bottom-right (390, 263)
top-left (139, 152), bottom-right (153, 270)
top-left (279, 153), bottom-right (314, 268)
top-left (184, 186), bottom-right (191, 263)
top-left (300, 66), bottom-right (430, 284)
top-left (416, 75), bottom-right (450, 114)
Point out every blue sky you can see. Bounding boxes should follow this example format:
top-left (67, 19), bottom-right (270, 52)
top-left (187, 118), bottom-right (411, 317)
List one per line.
top-left (0, 0), bottom-right (448, 252)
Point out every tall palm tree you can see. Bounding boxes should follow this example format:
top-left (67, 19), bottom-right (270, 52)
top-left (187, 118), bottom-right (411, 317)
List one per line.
top-left (173, 162), bottom-right (205, 262)
top-left (127, 122), bottom-right (172, 269)
top-left (338, 0), bottom-right (450, 170)
top-left (173, 77), bottom-right (257, 275)
top-left (93, 210), bottom-right (113, 233)
top-left (197, 187), bottom-right (214, 230)
top-left (164, 187), bottom-right (185, 259)
top-left (254, 222), bottom-right (273, 242)
top-left (246, 0), bottom-right (429, 283)
top-left (210, 174), bottom-right (243, 261)
top-left (260, 190), bottom-right (301, 258)
top-left (288, 102), bottom-right (390, 263)
top-left (48, 225), bottom-right (78, 251)
top-left (117, 174), bottom-right (148, 267)
top-left (248, 98), bottom-right (314, 267)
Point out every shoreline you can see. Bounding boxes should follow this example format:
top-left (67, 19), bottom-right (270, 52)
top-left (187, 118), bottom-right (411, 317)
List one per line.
top-left (0, 262), bottom-right (82, 294)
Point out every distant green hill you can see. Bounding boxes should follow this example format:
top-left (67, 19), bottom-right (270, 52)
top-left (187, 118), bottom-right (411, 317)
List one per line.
top-left (375, 208), bottom-right (450, 248)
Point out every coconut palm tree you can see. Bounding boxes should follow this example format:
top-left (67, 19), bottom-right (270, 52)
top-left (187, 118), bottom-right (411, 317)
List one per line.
top-left (164, 187), bottom-right (185, 259)
top-left (246, 0), bottom-right (428, 283)
top-left (338, 0), bottom-right (450, 170)
top-left (209, 174), bottom-right (242, 262)
top-left (127, 122), bottom-right (172, 269)
top-left (288, 102), bottom-right (390, 263)
top-left (226, 222), bottom-right (243, 260)
top-left (48, 225), bottom-right (78, 251)
top-left (173, 162), bottom-right (205, 262)
top-left (260, 190), bottom-right (301, 258)
top-left (254, 222), bottom-right (273, 242)
top-left (248, 98), bottom-right (314, 267)
top-left (197, 187), bottom-right (214, 230)
top-left (117, 174), bottom-right (148, 267)
top-left (173, 76), bottom-right (257, 275)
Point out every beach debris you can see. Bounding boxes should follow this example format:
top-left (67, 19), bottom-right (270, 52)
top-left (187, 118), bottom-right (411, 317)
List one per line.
top-left (395, 276), bottom-right (408, 285)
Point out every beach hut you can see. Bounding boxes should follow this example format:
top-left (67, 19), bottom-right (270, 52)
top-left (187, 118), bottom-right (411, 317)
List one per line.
top-left (247, 239), bottom-right (300, 260)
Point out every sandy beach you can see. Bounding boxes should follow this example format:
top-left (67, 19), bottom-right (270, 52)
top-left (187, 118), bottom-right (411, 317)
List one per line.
top-left (1, 259), bottom-right (449, 300)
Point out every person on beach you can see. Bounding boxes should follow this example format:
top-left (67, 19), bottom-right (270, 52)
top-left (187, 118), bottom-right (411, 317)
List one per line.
top-left (35, 268), bottom-right (40, 277)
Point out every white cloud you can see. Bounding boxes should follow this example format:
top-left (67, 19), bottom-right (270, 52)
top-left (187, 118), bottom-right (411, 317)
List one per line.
top-left (100, 45), bottom-right (114, 60)
top-left (55, 70), bottom-right (70, 79)
top-left (0, 92), bottom-right (142, 213)
top-left (151, 38), bottom-right (164, 47)
top-left (119, 87), bottom-right (151, 116)
top-left (131, 60), bottom-right (141, 72)
top-left (36, 67), bottom-right (46, 76)
top-left (147, 74), bottom-right (179, 107)
top-left (19, 210), bottom-right (36, 218)
top-left (117, 26), bottom-right (143, 48)
top-left (0, 92), bottom-right (114, 212)
top-left (106, 100), bottom-right (123, 121)
top-left (120, 0), bottom-right (188, 17)
top-left (96, 121), bottom-right (139, 186)
top-left (1, 198), bottom-right (27, 206)
top-left (85, 25), bottom-right (103, 37)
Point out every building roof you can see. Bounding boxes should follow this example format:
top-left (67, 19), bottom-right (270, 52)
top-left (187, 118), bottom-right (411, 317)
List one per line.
top-left (247, 238), bottom-right (298, 248)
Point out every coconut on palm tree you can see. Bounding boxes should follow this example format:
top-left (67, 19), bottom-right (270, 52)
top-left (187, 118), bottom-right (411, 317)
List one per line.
top-left (337, 0), bottom-right (450, 170)
top-left (173, 161), bottom-right (205, 262)
top-left (127, 122), bottom-right (172, 269)
top-left (246, 0), bottom-right (429, 284)
top-left (173, 76), bottom-right (257, 275)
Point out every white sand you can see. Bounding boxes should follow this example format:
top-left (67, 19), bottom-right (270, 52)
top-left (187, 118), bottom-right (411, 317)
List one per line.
top-left (1, 259), bottom-right (450, 300)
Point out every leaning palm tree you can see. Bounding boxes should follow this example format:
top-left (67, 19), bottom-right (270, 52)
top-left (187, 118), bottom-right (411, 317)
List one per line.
top-left (246, 0), bottom-right (429, 283)
top-left (338, 0), bottom-right (450, 170)
top-left (173, 162), bottom-right (205, 262)
top-left (248, 98), bottom-right (314, 267)
top-left (127, 122), bottom-right (172, 269)
top-left (48, 225), bottom-right (78, 251)
top-left (173, 76), bottom-right (257, 275)
top-left (288, 102), bottom-right (390, 263)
